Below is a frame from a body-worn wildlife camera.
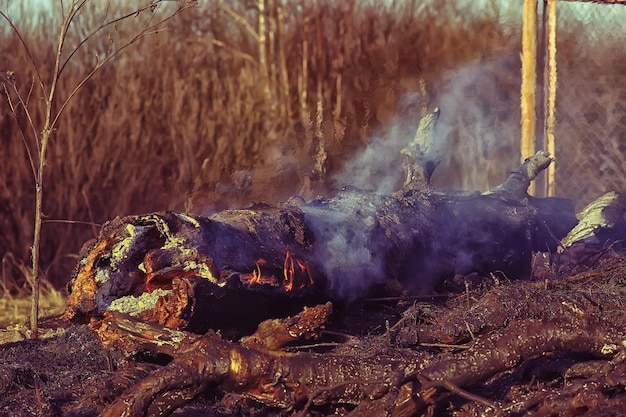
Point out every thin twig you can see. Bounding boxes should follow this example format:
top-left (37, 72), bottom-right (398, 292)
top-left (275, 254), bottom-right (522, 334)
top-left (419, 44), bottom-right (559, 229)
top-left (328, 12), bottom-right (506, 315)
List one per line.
top-left (59, 0), bottom-right (164, 77)
top-left (464, 321), bottom-right (476, 341)
top-left (419, 342), bottom-right (471, 350)
top-left (0, 10), bottom-right (46, 93)
top-left (42, 219), bottom-right (102, 227)
top-left (430, 379), bottom-right (500, 411)
top-left (81, 189), bottom-right (100, 238)
top-left (367, 293), bottom-right (450, 302)
top-left (285, 342), bottom-right (342, 351)
top-left (0, 80), bottom-right (37, 180)
top-left (542, 220), bottom-right (567, 253)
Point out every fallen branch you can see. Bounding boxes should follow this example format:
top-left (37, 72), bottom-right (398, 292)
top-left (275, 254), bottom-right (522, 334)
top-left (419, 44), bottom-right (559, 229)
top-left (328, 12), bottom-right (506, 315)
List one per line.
top-left (240, 302), bottom-right (333, 350)
top-left (96, 311), bottom-right (413, 416)
top-left (95, 283), bottom-right (626, 416)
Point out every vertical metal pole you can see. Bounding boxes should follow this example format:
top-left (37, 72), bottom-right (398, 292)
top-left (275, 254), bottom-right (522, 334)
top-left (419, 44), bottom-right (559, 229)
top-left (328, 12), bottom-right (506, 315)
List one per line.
top-left (545, 0), bottom-right (558, 197)
top-left (536, 0), bottom-right (548, 198)
top-left (521, 0), bottom-right (538, 195)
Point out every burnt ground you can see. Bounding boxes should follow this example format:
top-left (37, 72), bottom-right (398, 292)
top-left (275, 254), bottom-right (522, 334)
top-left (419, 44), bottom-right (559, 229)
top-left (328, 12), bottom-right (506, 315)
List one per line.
top-left (2, 251), bottom-right (626, 417)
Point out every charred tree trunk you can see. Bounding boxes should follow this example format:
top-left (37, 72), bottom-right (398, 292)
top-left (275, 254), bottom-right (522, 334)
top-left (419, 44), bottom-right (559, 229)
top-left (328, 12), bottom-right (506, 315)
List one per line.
top-left (55, 109), bottom-right (626, 416)
top-left (65, 110), bottom-right (577, 333)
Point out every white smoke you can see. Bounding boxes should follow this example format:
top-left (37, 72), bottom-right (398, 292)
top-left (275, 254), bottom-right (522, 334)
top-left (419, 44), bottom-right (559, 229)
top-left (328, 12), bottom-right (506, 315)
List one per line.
top-left (301, 193), bottom-right (387, 301)
top-left (332, 93), bottom-right (431, 194)
top-left (431, 55), bottom-right (520, 191)
top-left (310, 56), bottom-right (522, 297)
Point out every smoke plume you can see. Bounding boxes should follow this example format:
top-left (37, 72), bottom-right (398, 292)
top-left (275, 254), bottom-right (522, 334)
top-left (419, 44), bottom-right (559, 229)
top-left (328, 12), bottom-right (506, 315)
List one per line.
top-left (301, 193), bottom-right (388, 301)
top-left (332, 93), bottom-right (431, 194)
top-left (305, 56), bottom-right (522, 297)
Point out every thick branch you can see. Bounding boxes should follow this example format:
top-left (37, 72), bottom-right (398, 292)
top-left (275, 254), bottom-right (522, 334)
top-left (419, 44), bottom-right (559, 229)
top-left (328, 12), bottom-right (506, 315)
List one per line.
top-left (97, 312), bottom-right (409, 416)
top-left (485, 150), bottom-right (553, 201)
top-left (240, 302), bottom-right (333, 350)
top-left (401, 108), bottom-right (440, 190)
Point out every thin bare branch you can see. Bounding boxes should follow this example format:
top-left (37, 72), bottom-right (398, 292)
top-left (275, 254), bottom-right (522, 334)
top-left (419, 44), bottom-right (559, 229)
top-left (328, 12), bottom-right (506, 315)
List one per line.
top-left (45, 0), bottom-right (78, 130)
top-left (43, 219), bottom-right (102, 227)
top-left (1, 78), bottom-right (38, 180)
top-left (51, 3), bottom-right (194, 131)
top-left (0, 10), bottom-right (46, 95)
top-left (58, 0), bottom-right (177, 78)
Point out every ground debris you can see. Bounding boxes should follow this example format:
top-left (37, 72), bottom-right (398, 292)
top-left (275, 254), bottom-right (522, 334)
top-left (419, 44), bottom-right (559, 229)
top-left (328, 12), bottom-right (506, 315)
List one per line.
top-left (7, 252), bottom-right (626, 416)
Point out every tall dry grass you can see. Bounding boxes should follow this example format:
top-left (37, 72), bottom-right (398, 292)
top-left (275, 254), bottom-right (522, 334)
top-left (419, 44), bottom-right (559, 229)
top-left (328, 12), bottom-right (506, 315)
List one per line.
top-left (1, 0), bottom-right (625, 325)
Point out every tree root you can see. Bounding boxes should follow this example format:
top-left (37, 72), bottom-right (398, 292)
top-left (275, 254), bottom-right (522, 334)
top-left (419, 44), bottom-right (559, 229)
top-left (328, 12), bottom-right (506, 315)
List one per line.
top-left (94, 282), bottom-right (626, 417)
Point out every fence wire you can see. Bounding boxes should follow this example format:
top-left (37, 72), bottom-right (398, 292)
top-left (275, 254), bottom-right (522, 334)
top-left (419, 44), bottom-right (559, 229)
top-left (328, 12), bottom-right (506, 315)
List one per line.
top-left (546, 1), bottom-right (626, 207)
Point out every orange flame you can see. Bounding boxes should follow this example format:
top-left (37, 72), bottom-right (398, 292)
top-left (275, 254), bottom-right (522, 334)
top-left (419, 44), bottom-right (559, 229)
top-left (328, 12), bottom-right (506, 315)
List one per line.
top-left (250, 262), bottom-right (262, 284)
top-left (296, 259), bottom-right (315, 289)
top-left (284, 250), bottom-right (296, 291)
top-left (242, 259), bottom-right (274, 285)
top-left (241, 252), bottom-right (314, 291)
top-left (283, 250), bottom-right (314, 291)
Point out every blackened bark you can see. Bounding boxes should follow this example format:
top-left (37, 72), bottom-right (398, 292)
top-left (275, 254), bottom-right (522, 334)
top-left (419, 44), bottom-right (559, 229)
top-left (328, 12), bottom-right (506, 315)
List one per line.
top-left (65, 147), bottom-right (577, 330)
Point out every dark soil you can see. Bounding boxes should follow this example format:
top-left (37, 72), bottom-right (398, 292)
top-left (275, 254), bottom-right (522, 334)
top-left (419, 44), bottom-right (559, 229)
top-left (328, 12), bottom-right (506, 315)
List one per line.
top-left (2, 251), bottom-right (626, 417)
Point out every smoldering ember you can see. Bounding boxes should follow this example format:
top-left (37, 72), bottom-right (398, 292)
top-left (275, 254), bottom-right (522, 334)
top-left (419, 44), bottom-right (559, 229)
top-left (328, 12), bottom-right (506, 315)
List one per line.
top-left (3, 110), bottom-right (626, 417)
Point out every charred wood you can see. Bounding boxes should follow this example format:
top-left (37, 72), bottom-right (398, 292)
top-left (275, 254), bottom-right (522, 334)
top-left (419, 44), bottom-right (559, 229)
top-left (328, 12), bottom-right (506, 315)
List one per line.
top-left (240, 302), bottom-right (333, 351)
top-left (65, 145), bottom-right (577, 331)
top-left (95, 276), bottom-right (626, 417)
top-left (95, 311), bottom-right (416, 417)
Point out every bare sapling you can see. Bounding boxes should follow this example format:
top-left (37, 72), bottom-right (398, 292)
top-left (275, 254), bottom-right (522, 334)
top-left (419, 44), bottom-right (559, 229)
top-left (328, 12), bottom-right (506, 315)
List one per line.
top-left (0, 0), bottom-right (196, 338)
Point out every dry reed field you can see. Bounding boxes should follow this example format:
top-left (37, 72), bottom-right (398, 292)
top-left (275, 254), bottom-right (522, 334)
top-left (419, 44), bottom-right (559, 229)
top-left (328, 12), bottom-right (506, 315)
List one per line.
top-left (1, 0), bottom-right (625, 327)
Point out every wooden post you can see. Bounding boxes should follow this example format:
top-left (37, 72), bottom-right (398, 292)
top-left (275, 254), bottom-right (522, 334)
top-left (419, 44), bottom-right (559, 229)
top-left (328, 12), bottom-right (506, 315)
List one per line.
top-left (521, 0), bottom-right (538, 195)
top-left (544, 0), bottom-right (557, 197)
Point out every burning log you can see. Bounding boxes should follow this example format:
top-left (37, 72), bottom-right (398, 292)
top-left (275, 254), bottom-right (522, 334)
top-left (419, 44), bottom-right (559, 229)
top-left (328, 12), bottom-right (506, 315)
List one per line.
top-left (64, 109), bottom-right (578, 332)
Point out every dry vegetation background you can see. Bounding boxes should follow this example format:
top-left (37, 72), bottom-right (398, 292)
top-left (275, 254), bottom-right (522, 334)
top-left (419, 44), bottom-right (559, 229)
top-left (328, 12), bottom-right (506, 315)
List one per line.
top-left (1, 0), bottom-right (625, 324)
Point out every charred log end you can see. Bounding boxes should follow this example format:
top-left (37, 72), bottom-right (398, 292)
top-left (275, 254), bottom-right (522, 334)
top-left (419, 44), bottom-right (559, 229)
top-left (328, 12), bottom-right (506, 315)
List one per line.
top-left (64, 238), bottom-right (110, 320)
top-left (63, 208), bottom-right (330, 335)
top-left (65, 213), bottom-right (178, 320)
